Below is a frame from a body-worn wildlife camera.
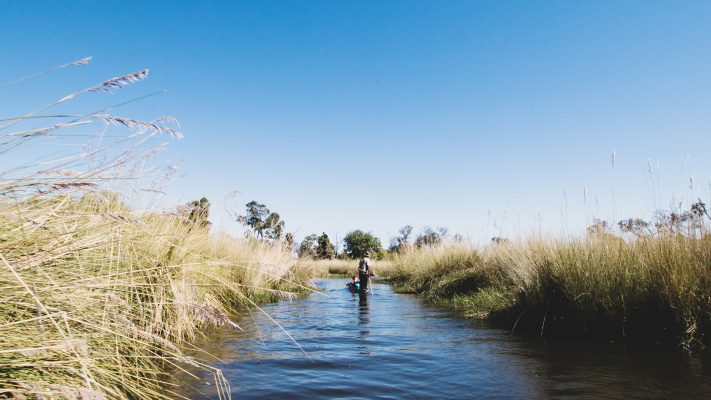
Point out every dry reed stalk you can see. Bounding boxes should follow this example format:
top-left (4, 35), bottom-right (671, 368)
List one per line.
top-left (0, 60), bottom-right (310, 399)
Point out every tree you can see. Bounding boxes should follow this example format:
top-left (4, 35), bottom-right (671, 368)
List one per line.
top-left (618, 218), bottom-right (650, 237)
top-left (298, 234), bottom-right (318, 258)
top-left (236, 200), bottom-right (285, 240)
top-left (691, 200), bottom-right (710, 221)
top-left (180, 197), bottom-right (210, 228)
top-left (262, 212), bottom-right (285, 240)
top-left (316, 233), bottom-right (335, 259)
top-left (342, 230), bottom-right (383, 258)
top-left (285, 233), bottom-right (294, 248)
top-left (415, 226), bottom-right (443, 248)
top-left (652, 201), bottom-right (709, 237)
top-left (237, 201), bottom-right (269, 238)
top-left (490, 236), bottom-right (509, 244)
top-left (389, 225), bottom-right (413, 253)
top-left (586, 218), bottom-right (610, 236)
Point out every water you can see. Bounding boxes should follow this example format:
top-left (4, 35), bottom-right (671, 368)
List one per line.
top-left (180, 279), bottom-right (711, 399)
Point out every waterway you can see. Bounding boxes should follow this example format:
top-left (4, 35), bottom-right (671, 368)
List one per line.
top-left (179, 278), bottom-right (711, 399)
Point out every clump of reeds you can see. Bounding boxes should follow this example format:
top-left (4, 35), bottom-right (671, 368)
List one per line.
top-left (299, 258), bottom-right (394, 277)
top-left (390, 234), bottom-right (711, 351)
top-left (0, 59), bottom-right (309, 399)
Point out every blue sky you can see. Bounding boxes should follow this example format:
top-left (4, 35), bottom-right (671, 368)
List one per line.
top-left (2, 0), bottom-right (711, 245)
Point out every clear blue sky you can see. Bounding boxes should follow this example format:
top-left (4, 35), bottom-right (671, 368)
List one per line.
top-left (2, 0), bottom-right (711, 245)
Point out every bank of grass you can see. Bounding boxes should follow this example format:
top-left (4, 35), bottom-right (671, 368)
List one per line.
top-left (390, 236), bottom-right (711, 351)
top-left (302, 258), bottom-right (394, 277)
top-left (0, 193), bottom-right (311, 399)
top-left (0, 61), bottom-right (311, 399)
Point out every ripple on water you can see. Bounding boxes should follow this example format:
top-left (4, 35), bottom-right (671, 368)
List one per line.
top-left (178, 279), bottom-right (711, 400)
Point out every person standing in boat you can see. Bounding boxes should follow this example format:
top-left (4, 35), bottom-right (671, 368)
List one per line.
top-left (358, 250), bottom-right (373, 295)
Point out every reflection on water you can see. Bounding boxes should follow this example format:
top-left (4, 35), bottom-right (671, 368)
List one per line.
top-left (178, 279), bottom-right (711, 399)
top-left (357, 294), bottom-right (370, 354)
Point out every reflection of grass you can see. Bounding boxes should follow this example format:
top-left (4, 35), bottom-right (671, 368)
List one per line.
top-left (302, 258), bottom-right (394, 277)
top-left (390, 237), bottom-right (711, 351)
top-left (0, 62), bottom-right (310, 399)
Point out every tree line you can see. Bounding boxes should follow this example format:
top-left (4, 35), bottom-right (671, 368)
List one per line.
top-left (178, 198), bottom-right (464, 260)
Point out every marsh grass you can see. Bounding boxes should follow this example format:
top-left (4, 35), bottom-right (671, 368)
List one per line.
top-left (390, 236), bottom-right (711, 351)
top-left (0, 60), bottom-right (311, 399)
top-left (301, 258), bottom-right (394, 277)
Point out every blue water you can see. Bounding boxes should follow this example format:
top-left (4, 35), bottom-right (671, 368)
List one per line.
top-left (179, 279), bottom-right (711, 399)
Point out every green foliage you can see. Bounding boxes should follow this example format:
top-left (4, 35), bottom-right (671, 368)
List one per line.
top-left (285, 232), bottom-right (294, 248)
top-left (316, 232), bottom-right (335, 259)
top-left (298, 234), bottom-right (318, 258)
top-left (342, 230), bottom-right (383, 258)
top-left (389, 225), bottom-right (413, 253)
top-left (263, 212), bottom-right (285, 240)
top-left (237, 200), bottom-right (285, 240)
top-left (414, 226), bottom-right (447, 248)
top-left (297, 233), bottom-right (335, 259)
top-left (185, 197), bottom-right (210, 228)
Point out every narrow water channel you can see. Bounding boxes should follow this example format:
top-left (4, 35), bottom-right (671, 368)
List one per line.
top-left (180, 279), bottom-right (711, 399)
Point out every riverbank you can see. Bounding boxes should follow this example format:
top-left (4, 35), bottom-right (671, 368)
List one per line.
top-left (0, 63), bottom-right (312, 398)
top-left (388, 236), bottom-right (711, 351)
top-left (177, 278), bottom-right (711, 399)
top-left (302, 258), bottom-right (394, 277)
top-left (0, 193), bottom-right (311, 399)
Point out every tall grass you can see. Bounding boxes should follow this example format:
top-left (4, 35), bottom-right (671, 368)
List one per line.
top-left (302, 258), bottom-right (394, 277)
top-left (390, 235), bottom-right (711, 351)
top-left (0, 60), bottom-right (310, 398)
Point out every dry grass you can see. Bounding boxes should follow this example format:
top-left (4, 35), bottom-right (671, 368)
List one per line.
top-left (301, 258), bottom-right (394, 277)
top-left (0, 197), bottom-right (308, 399)
top-left (390, 235), bottom-right (711, 351)
top-left (0, 60), bottom-right (311, 399)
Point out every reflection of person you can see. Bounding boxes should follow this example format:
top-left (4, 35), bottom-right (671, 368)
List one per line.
top-left (358, 250), bottom-right (373, 295)
top-left (357, 295), bottom-right (370, 344)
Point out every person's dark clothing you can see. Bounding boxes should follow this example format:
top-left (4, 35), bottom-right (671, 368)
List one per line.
top-left (358, 256), bottom-right (371, 294)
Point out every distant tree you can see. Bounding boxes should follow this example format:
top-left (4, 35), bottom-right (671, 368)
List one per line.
top-left (180, 197), bottom-right (211, 228)
top-left (437, 226), bottom-right (449, 240)
top-left (389, 225), bottom-right (413, 253)
top-left (689, 200), bottom-right (710, 236)
top-left (399, 225), bottom-right (413, 242)
top-left (298, 234), bottom-right (318, 258)
top-left (343, 230), bottom-right (383, 258)
top-left (388, 238), bottom-right (400, 253)
top-left (415, 226), bottom-right (443, 248)
top-left (490, 236), bottom-right (509, 244)
top-left (586, 218), bottom-right (610, 236)
top-left (236, 200), bottom-right (285, 240)
top-left (262, 212), bottom-right (285, 240)
top-left (285, 232), bottom-right (294, 248)
top-left (618, 218), bottom-right (650, 237)
top-left (316, 233), bottom-right (336, 259)
top-left (237, 201), bottom-right (269, 238)
top-left (691, 200), bottom-right (709, 221)
top-left (651, 201), bottom-right (710, 237)
top-left (653, 210), bottom-right (699, 236)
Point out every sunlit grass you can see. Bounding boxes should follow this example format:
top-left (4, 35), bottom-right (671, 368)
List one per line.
top-left (300, 258), bottom-right (394, 277)
top-left (0, 191), bottom-right (313, 398)
top-left (0, 60), bottom-right (311, 399)
top-left (390, 235), bottom-right (711, 351)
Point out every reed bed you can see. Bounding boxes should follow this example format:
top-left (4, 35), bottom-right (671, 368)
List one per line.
top-left (390, 236), bottom-right (711, 351)
top-left (301, 258), bottom-right (394, 277)
top-left (0, 60), bottom-right (310, 399)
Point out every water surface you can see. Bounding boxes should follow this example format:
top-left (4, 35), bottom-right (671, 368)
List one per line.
top-left (180, 279), bottom-right (711, 399)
